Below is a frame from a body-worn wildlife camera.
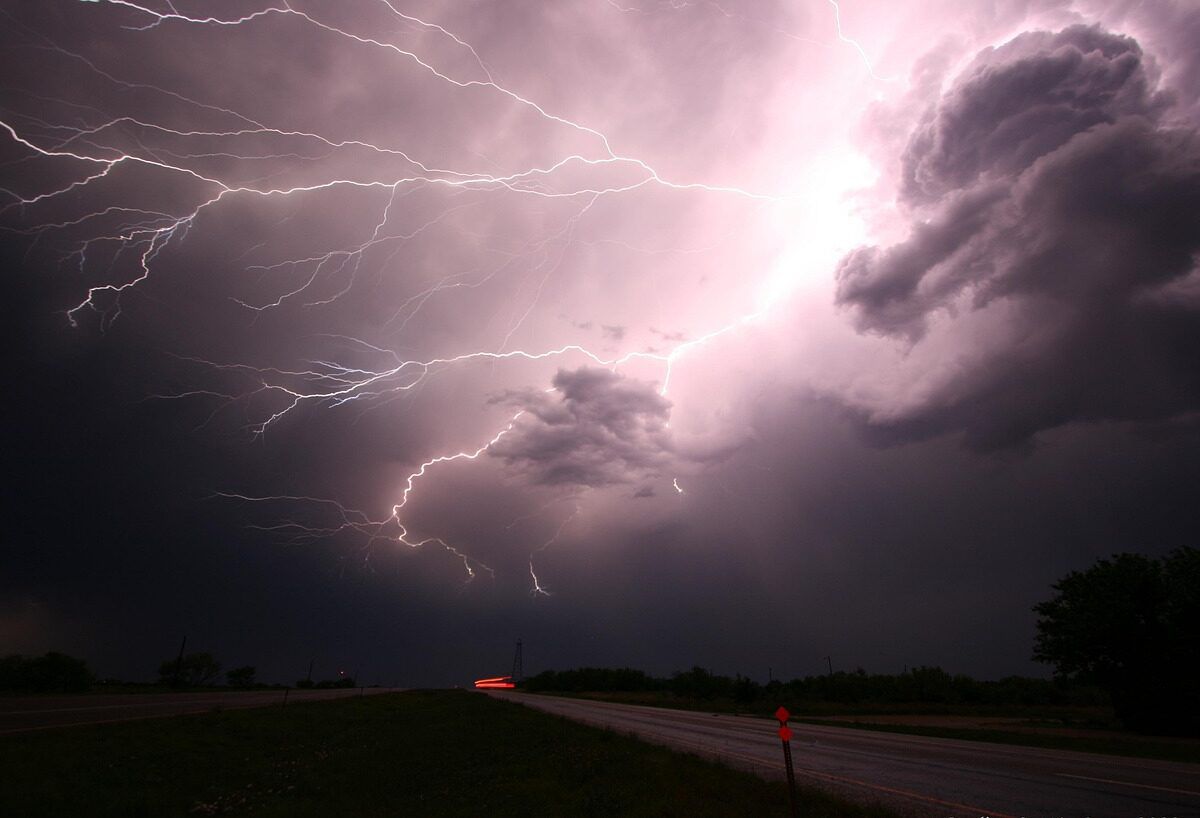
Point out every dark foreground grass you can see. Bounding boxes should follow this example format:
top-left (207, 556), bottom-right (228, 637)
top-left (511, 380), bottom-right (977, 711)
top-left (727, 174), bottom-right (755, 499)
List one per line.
top-left (0, 690), bottom-right (898, 818)
top-left (535, 691), bottom-right (1200, 764)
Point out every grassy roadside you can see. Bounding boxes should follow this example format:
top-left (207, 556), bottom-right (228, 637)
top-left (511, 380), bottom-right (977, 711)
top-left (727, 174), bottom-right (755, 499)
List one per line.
top-left (529, 691), bottom-right (1200, 764)
top-left (0, 690), bottom-right (900, 818)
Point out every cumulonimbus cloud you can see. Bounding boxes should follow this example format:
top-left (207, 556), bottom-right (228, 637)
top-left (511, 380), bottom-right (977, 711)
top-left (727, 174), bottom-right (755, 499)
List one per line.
top-left (488, 367), bottom-right (675, 487)
top-left (835, 24), bottom-right (1200, 448)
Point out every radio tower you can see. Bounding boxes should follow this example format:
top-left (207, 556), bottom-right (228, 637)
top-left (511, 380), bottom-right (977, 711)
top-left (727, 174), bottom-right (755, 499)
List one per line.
top-left (512, 639), bottom-right (523, 683)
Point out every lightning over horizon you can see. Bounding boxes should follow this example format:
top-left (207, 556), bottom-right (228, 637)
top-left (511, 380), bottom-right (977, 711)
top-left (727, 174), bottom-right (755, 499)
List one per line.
top-left (1, 0), bottom-right (895, 591)
top-left (5, 0), bottom-right (1200, 702)
top-left (13, 0), bottom-right (1192, 614)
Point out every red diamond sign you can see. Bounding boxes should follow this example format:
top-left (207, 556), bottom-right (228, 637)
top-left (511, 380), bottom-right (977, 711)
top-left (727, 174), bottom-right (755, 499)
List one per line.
top-left (778, 725), bottom-right (793, 742)
top-left (774, 706), bottom-right (790, 723)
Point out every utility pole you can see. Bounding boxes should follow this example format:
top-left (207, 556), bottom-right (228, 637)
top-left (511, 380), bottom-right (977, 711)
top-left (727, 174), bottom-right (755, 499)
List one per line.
top-left (172, 635), bottom-right (187, 687)
top-left (824, 655), bottom-right (833, 677)
top-left (512, 639), bottom-right (523, 682)
top-left (306, 658), bottom-right (314, 685)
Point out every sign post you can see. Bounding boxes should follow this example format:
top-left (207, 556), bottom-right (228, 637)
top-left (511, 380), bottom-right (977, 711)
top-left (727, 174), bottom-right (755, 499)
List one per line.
top-left (775, 706), bottom-right (798, 817)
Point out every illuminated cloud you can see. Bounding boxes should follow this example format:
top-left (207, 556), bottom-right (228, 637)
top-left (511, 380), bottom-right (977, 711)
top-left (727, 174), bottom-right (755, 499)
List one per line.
top-left (836, 24), bottom-right (1200, 447)
top-left (3, 0), bottom-right (1200, 687)
top-left (489, 367), bottom-right (674, 487)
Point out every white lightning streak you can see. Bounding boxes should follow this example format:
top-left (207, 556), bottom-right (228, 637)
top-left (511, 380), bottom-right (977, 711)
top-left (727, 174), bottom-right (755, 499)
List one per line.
top-left (827, 0), bottom-right (897, 82)
top-left (2, 0), bottom-right (826, 585)
top-left (528, 506), bottom-right (581, 598)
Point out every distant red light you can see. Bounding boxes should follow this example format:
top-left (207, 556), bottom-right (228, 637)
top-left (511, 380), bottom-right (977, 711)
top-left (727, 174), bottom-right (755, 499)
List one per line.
top-left (473, 675), bottom-right (515, 689)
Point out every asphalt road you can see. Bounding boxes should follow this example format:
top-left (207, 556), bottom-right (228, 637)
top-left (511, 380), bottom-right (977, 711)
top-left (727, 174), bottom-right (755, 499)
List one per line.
top-left (488, 691), bottom-right (1200, 818)
top-left (0, 688), bottom-right (400, 734)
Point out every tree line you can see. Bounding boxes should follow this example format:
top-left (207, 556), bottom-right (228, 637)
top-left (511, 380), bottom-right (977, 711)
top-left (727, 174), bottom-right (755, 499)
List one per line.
top-left (0, 648), bottom-right (357, 692)
top-left (157, 653), bottom-right (356, 688)
top-left (522, 665), bottom-right (1104, 708)
top-left (0, 652), bottom-right (94, 693)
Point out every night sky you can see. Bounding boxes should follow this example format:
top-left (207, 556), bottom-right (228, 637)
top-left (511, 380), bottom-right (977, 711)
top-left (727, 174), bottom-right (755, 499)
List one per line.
top-left (2, 0), bottom-right (1198, 688)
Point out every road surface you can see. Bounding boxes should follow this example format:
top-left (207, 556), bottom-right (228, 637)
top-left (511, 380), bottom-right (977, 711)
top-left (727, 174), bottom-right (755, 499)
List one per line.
top-left (0, 688), bottom-right (400, 734)
top-left (488, 691), bottom-right (1200, 818)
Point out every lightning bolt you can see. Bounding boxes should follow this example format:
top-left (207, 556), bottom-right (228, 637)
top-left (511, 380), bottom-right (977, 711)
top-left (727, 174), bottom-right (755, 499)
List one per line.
top-left (826, 0), bottom-right (897, 82)
top-left (527, 504), bottom-right (581, 598)
top-left (1, 0), bottom-right (868, 587)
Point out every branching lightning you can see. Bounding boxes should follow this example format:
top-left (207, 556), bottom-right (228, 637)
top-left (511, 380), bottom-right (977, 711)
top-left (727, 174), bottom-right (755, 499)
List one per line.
top-left (1, 0), bottom-right (883, 590)
top-left (527, 505), bottom-right (580, 598)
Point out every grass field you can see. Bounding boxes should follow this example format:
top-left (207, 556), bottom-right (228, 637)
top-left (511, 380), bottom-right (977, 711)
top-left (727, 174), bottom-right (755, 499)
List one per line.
top-left (0, 690), bottom-right (900, 817)
top-left (531, 691), bottom-right (1200, 764)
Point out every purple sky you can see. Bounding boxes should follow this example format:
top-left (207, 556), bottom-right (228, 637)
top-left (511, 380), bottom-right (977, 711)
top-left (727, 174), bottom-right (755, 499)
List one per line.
top-left (2, 0), bottom-right (1198, 686)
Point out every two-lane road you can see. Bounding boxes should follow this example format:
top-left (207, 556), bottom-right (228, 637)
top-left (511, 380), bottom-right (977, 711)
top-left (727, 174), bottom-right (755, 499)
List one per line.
top-left (0, 688), bottom-right (400, 734)
top-left (489, 691), bottom-right (1200, 817)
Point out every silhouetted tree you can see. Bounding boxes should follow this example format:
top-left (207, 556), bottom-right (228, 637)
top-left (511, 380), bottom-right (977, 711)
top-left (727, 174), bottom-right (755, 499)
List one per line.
top-left (158, 652), bottom-right (222, 686)
top-left (0, 652), bottom-right (94, 692)
top-left (225, 665), bottom-right (256, 688)
top-left (1034, 548), bottom-right (1199, 734)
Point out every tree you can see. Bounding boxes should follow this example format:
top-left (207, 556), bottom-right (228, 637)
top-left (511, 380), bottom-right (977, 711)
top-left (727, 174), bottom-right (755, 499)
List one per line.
top-left (225, 665), bottom-right (256, 688)
top-left (158, 652), bottom-right (222, 686)
top-left (0, 652), bottom-right (93, 692)
top-left (1033, 548), bottom-right (1199, 734)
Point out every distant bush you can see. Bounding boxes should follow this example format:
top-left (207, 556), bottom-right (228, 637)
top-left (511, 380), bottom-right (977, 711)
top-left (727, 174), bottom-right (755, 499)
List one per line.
top-left (157, 652), bottom-right (222, 687)
top-left (226, 665), bottom-right (256, 688)
top-left (0, 652), bottom-right (94, 693)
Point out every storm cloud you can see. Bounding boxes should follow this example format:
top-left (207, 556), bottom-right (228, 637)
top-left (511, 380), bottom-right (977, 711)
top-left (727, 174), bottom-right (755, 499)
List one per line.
top-left (488, 367), bottom-right (674, 487)
top-left (3, 0), bottom-right (1200, 691)
top-left (836, 25), bottom-right (1200, 447)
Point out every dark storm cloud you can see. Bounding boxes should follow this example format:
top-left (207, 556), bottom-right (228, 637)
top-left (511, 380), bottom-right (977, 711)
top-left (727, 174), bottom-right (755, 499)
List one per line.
top-left (488, 367), bottom-right (674, 487)
top-left (6, 0), bottom-right (1200, 694)
top-left (836, 25), bottom-right (1200, 448)
top-left (1090, 0), bottom-right (1200, 120)
top-left (1161, 6), bottom-right (1200, 117)
top-left (900, 26), bottom-right (1166, 204)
